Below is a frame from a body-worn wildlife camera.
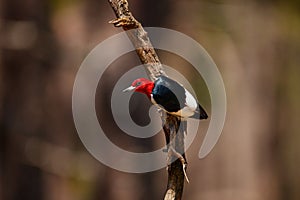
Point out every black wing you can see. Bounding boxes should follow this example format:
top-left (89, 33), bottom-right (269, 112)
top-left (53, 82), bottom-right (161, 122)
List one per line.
top-left (152, 76), bottom-right (186, 112)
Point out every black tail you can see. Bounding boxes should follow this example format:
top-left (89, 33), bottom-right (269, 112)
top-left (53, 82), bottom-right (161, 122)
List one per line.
top-left (191, 104), bottom-right (208, 120)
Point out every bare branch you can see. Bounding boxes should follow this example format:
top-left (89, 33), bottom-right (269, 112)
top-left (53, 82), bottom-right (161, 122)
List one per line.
top-left (108, 1), bottom-right (188, 199)
top-left (108, 0), bottom-right (165, 81)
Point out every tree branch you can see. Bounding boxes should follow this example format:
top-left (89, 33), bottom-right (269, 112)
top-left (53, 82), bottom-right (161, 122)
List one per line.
top-left (108, 1), bottom-right (187, 199)
top-left (108, 0), bottom-right (165, 81)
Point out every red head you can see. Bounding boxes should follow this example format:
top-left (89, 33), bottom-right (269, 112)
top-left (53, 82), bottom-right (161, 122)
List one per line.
top-left (123, 78), bottom-right (154, 99)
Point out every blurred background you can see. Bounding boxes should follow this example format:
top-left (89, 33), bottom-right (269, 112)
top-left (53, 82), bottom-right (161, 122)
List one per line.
top-left (1, 0), bottom-right (300, 200)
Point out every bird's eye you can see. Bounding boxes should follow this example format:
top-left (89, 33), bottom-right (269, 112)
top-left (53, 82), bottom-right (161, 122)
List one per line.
top-left (136, 82), bottom-right (141, 86)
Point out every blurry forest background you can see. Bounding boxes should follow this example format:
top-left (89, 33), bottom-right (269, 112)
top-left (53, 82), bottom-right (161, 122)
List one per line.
top-left (1, 0), bottom-right (300, 200)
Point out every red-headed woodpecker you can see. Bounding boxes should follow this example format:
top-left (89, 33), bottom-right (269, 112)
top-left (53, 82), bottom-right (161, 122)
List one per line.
top-left (123, 75), bottom-right (208, 120)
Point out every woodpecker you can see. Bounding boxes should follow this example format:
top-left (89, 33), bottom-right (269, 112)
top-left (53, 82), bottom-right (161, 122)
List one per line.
top-left (123, 75), bottom-right (208, 120)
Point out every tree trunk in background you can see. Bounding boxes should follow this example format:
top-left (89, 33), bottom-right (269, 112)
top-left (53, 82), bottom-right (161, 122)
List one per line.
top-left (0, 0), bottom-right (57, 200)
top-left (276, 28), bottom-right (300, 200)
top-left (168, 2), bottom-right (281, 200)
top-left (0, 1), bottom-right (3, 199)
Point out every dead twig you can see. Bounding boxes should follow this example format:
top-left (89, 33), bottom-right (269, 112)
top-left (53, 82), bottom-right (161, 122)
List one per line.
top-left (108, 1), bottom-right (188, 199)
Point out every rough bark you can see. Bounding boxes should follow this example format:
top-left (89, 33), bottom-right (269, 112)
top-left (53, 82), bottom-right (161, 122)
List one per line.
top-left (108, 0), bottom-right (186, 199)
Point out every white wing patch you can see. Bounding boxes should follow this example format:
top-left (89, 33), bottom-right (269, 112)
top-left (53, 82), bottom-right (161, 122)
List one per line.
top-left (184, 89), bottom-right (198, 110)
top-left (170, 89), bottom-right (198, 118)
